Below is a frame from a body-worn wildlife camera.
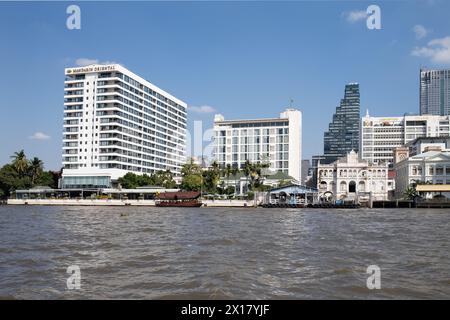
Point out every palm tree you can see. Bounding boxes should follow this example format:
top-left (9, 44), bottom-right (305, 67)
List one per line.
top-left (243, 160), bottom-right (252, 193)
top-left (11, 150), bottom-right (28, 175)
top-left (181, 157), bottom-right (202, 176)
top-left (29, 157), bottom-right (44, 184)
top-left (403, 185), bottom-right (418, 200)
top-left (210, 160), bottom-right (220, 173)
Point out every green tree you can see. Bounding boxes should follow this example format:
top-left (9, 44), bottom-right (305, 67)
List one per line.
top-left (242, 160), bottom-right (269, 192)
top-left (202, 170), bottom-right (220, 194)
top-left (11, 150), bottom-right (28, 175)
top-left (28, 157), bottom-right (44, 184)
top-left (117, 172), bottom-right (139, 189)
top-left (0, 164), bottom-right (32, 197)
top-left (37, 171), bottom-right (58, 188)
top-left (180, 174), bottom-right (202, 191)
top-left (153, 170), bottom-right (177, 189)
top-left (181, 158), bottom-right (202, 176)
top-left (224, 186), bottom-right (235, 195)
top-left (223, 163), bottom-right (232, 179)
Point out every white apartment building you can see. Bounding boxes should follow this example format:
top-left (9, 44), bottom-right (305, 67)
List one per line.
top-left (212, 109), bottom-right (302, 182)
top-left (317, 150), bottom-right (388, 202)
top-left (62, 64), bottom-right (187, 188)
top-left (360, 111), bottom-right (450, 165)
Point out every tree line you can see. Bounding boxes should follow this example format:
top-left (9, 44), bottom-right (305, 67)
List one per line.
top-left (117, 158), bottom-right (277, 195)
top-left (0, 150), bottom-right (59, 198)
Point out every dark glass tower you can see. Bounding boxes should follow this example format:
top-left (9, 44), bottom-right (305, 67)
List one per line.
top-left (420, 68), bottom-right (450, 116)
top-left (323, 83), bottom-right (360, 163)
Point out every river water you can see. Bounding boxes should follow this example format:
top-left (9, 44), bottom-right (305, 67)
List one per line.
top-left (0, 205), bottom-right (449, 299)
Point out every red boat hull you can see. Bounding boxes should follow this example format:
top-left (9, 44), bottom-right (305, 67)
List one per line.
top-left (155, 200), bottom-right (203, 207)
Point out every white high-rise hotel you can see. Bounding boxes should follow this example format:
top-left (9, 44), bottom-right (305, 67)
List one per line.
top-left (62, 64), bottom-right (187, 188)
top-left (213, 109), bottom-right (302, 182)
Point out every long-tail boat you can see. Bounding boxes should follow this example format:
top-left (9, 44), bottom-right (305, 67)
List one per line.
top-left (155, 191), bottom-right (203, 207)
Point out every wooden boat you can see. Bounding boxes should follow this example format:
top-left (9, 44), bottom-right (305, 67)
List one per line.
top-left (155, 191), bottom-right (203, 207)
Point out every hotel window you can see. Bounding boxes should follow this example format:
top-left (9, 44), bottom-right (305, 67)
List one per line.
top-left (436, 166), bottom-right (444, 175)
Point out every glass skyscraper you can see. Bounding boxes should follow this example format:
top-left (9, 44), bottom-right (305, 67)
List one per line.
top-left (323, 83), bottom-right (360, 163)
top-left (420, 68), bottom-right (450, 116)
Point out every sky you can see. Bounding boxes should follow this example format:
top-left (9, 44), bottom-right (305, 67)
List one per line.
top-left (1, 0), bottom-right (450, 170)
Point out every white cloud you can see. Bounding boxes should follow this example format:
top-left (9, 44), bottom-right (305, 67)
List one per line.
top-left (75, 58), bottom-right (119, 66)
top-left (343, 10), bottom-right (367, 23)
top-left (411, 36), bottom-right (450, 64)
top-left (413, 25), bottom-right (429, 40)
top-left (75, 58), bottom-right (99, 66)
top-left (188, 105), bottom-right (217, 114)
top-left (29, 132), bottom-right (50, 140)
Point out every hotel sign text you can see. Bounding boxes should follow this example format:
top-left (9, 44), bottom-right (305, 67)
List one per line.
top-left (66, 65), bottom-right (116, 75)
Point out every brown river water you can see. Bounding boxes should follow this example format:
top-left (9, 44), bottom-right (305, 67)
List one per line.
top-left (0, 205), bottom-right (449, 299)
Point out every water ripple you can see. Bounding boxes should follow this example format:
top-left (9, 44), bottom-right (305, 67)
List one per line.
top-left (0, 206), bottom-right (449, 299)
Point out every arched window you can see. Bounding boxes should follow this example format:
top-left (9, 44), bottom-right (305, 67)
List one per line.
top-left (358, 181), bottom-right (365, 192)
top-left (349, 181), bottom-right (356, 193)
top-left (319, 181), bottom-right (327, 191)
top-left (340, 181), bottom-right (347, 192)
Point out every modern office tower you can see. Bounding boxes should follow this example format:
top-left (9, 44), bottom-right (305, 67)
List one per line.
top-left (420, 68), bottom-right (450, 116)
top-left (323, 83), bottom-right (360, 163)
top-left (213, 109), bottom-right (302, 182)
top-left (360, 111), bottom-right (450, 165)
top-left (62, 64), bottom-right (187, 188)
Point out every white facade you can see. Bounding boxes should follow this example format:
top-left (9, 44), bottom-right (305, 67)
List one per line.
top-left (62, 64), bottom-right (187, 188)
top-left (394, 150), bottom-right (450, 199)
top-left (212, 109), bottom-right (302, 182)
top-left (360, 112), bottom-right (450, 164)
top-left (317, 150), bottom-right (388, 202)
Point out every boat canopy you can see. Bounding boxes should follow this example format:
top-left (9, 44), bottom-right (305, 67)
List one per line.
top-left (156, 191), bottom-right (201, 200)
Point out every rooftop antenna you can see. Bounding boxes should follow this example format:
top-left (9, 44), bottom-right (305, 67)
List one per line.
top-left (289, 98), bottom-right (294, 108)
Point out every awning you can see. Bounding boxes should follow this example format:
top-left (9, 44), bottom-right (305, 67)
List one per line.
top-left (416, 185), bottom-right (450, 192)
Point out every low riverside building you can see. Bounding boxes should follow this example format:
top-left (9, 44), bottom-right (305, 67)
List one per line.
top-left (317, 150), bottom-right (388, 203)
top-left (394, 146), bottom-right (450, 200)
top-left (212, 108), bottom-right (302, 182)
top-left (264, 184), bottom-right (319, 206)
top-left (13, 186), bottom-right (179, 200)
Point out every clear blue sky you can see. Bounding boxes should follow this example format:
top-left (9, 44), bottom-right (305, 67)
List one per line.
top-left (1, 0), bottom-right (449, 170)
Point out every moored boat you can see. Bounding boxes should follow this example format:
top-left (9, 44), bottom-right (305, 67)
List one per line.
top-left (155, 191), bottom-right (203, 207)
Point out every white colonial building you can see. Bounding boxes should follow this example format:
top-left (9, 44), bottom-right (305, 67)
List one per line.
top-left (394, 146), bottom-right (450, 199)
top-left (317, 150), bottom-right (388, 203)
top-left (213, 109), bottom-right (302, 182)
top-left (62, 64), bottom-right (187, 188)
